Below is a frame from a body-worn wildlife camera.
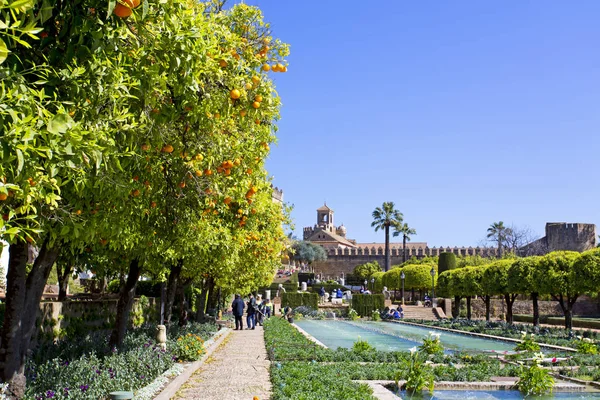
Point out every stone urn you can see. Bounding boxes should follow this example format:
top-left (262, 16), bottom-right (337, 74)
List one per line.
top-left (156, 325), bottom-right (167, 350)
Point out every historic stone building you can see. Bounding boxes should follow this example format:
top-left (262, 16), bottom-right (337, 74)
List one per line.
top-left (303, 205), bottom-right (597, 278)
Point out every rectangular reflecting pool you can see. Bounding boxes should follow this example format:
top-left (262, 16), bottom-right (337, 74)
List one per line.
top-left (394, 391), bottom-right (600, 399)
top-left (295, 320), bottom-right (515, 352)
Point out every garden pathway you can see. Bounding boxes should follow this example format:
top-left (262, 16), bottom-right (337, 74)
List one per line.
top-left (175, 325), bottom-right (271, 400)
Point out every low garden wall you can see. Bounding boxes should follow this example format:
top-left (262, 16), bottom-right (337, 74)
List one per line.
top-left (32, 296), bottom-right (160, 344)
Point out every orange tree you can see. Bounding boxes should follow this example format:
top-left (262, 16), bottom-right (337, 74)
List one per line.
top-left (0, 0), bottom-right (290, 395)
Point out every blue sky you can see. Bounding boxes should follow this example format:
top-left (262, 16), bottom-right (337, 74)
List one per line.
top-left (247, 1), bottom-right (600, 246)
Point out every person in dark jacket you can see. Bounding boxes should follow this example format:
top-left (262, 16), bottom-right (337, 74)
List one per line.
top-left (319, 286), bottom-right (325, 304)
top-left (246, 294), bottom-right (257, 330)
top-left (231, 294), bottom-right (245, 330)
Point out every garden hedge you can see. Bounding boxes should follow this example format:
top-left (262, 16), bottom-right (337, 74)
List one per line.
top-left (281, 292), bottom-right (319, 309)
top-left (438, 252), bottom-right (457, 274)
top-left (351, 294), bottom-right (385, 317)
top-left (513, 315), bottom-right (600, 330)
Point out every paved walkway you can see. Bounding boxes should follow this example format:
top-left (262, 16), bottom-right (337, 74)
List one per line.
top-left (175, 325), bottom-right (271, 400)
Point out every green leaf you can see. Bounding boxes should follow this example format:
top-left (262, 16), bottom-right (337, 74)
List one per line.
top-left (142, 0), bottom-right (149, 19)
top-left (40, 0), bottom-right (52, 23)
top-left (107, 0), bottom-right (116, 19)
top-left (60, 225), bottom-right (70, 236)
top-left (0, 38), bottom-right (9, 65)
top-left (47, 113), bottom-right (69, 134)
top-left (16, 149), bottom-right (24, 174)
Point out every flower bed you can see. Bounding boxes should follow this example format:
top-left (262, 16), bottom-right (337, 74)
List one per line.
top-left (25, 322), bottom-right (218, 399)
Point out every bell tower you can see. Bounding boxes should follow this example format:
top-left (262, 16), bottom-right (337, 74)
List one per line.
top-left (316, 203), bottom-right (334, 233)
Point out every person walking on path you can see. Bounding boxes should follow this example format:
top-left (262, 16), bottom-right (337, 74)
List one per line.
top-left (265, 298), bottom-right (272, 318)
top-left (232, 294), bottom-right (245, 331)
top-left (246, 294), bottom-right (257, 330)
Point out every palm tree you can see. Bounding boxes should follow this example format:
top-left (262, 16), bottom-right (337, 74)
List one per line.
top-left (487, 221), bottom-right (509, 257)
top-left (371, 202), bottom-right (404, 272)
top-left (393, 222), bottom-right (417, 264)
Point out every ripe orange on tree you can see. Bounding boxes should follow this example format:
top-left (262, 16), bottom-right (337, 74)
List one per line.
top-left (245, 82), bottom-right (252, 90)
top-left (178, 181), bottom-right (186, 188)
top-left (239, 110), bottom-right (247, 117)
top-left (261, 64), bottom-right (270, 72)
top-left (219, 59), bottom-right (228, 68)
top-left (252, 101), bottom-right (260, 109)
top-left (0, 193), bottom-right (7, 201)
top-left (195, 170), bottom-right (203, 177)
top-left (252, 75), bottom-right (261, 85)
top-left (161, 144), bottom-right (174, 153)
top-left (254, 95), bottom-right (263, 102)
top-left (230, 89), bottom-right (241, 99)
top-left (141, 143), bottom-right (151, 151)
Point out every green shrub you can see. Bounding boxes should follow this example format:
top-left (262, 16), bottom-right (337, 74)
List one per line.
top-left (515, 332), bottom-right (541, 352)
top-left (438, 252), bottom-right (457, 274)
top-left (353, 337), bottom-right (375, 354)
top-left (172, 332), bottom-right (205, 361)
top-left (513, 315), bottom-right (600, 330)
top-left (397, 349), bottom-right (434, 395)
top-left (348, 308), bottom-right (359, 321)
top-left (107, 279), bottom-right (121, 294)
top-left (516, 357), bottom-right (554, 396)
top-left (419, 332), bottom-right (444, 355)
top-left (281, 292), bottom-right (318, 309)
top-left (575, 337), bottom-right (598, 355)
top-left (351, 294), bottom-right (384, 317)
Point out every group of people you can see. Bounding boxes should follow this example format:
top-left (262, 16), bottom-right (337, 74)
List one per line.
top-left (231, 294), bottom-right (273, 330)
top-left (382, 306), bottom-right (404, 320)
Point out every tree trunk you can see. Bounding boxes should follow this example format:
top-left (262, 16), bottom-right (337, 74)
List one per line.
top-left (176, 282), bottom-right (187, 327)
top-left (564, 305), bottom-right (573, 330)
top-left (56, 262), bottom-right (73, 301)
top-left (384, 224), bottom-right (390, 272)
top-left (164, 260), bottom-right (182, 325)
top-left (532, 292), bottom-right (539, 327)
top-left (205, 277), bottom-right (218, 314)
top-left (402, 234), bottom-right (407, 263)
top-left (453, 296), bottom-right (461, 318)
top-left (109, 258), bottom-right (141, 349)
top-left (466, 296), bottom-right (472, 320)
top-left (504, 293), bottom-right (516, 324)
top-left (195, 281), bottom-right (209, 322)
top-left (1, 239), bottom-right (60, 399)
top-left (484, 296), bottom-right (491, 321)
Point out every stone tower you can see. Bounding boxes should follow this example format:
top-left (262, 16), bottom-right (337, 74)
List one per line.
top-left (316, 204), bottom-right (334, 233)
top-left (545, 223), bottom-right (597, 252)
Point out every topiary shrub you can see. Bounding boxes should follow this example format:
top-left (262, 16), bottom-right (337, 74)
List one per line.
top-left (438, 252), bottom-right (457, 275)
top-left (281, 292), bottom-right (318, 309)
top-left (351, 294), bottom-right (384, 317)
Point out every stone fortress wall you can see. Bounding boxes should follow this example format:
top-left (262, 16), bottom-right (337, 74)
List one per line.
top-left (312, 245), bottom-right (499, 278)
top-left (311, 222), bottom-right (597, 279)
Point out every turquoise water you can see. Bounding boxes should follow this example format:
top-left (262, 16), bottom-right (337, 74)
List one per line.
top-left (295, 320), bottom-right (514, 352)
top-left (394, 390), bottom-right (600, 399)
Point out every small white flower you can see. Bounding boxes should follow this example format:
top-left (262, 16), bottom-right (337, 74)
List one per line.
top-left (583, 338), bottom-right (594, 343)
top-left (409, 346), bottom-right (417, 354)
top-left (530, 334), bottom-right (535, 338)
top-left (576, 335), bottom-right (583, 340)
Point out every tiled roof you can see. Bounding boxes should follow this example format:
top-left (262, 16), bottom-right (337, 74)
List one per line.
top-left (316, 204), bottom-right (333, 212)
top-left (306, 229), bottom-right (356, 248)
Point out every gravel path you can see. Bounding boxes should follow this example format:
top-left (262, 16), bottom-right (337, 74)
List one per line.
top-left (174, 325), bottom-right (271, 400)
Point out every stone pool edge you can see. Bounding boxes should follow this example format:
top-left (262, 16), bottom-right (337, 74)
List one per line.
top-left (356, 379), bottom-right (588, 400)
top-left (392, 320), bottom-right (577, 352)
top-left (291, 322), bottom-right (328, 348)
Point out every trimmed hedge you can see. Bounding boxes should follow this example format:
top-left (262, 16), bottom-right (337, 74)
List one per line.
top-left (281, 292), bottom-right (318, 309)
top-left (438, 252), bottom-right (457, 275)
top-left (514, 315), bottom-right (600, 329)
top-left (351, 294), bottom-right (385, 317)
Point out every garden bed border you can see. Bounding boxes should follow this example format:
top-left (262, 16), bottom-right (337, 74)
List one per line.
top-left (395, 320), bottom-right (577, 352)
top-left (153, 327), bottom-right (231, 400)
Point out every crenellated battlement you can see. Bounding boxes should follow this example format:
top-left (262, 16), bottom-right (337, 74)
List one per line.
top-left (271, 186), bottom-right (284, 203)
top-left (321, 245), bottom-right (498, 258)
